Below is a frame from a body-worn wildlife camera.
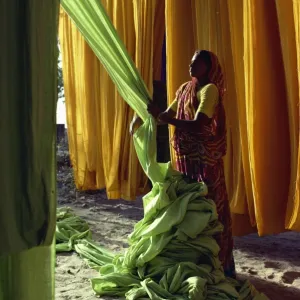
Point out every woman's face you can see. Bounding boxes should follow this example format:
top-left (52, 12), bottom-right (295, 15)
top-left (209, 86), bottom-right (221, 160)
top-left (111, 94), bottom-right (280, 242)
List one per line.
top-left (189, 53), bottom-right (208, 79)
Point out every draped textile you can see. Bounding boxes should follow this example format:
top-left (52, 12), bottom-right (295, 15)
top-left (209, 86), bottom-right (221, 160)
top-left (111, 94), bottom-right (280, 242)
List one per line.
top-left (56, 190), bottom-right (266, 299)
top-left (165, 0), bottom-right (196, 168)
top-left (59, 0), bottom-right (165, 199)
top-left (0, 0), bottom-right (58, 298)
top-left (165, 0), bottom-right (300, 236)
top-left (276, 0), bottom-right (300, 232)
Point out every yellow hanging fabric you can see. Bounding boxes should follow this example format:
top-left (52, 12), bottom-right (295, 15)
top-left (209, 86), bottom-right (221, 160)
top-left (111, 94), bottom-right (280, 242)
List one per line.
top-left (165, 0), bottom-right (195, 165)
top-left (192, 0), bottom-right (250, 218)
top-left (243, 0), bottom-right (291, 235)
top-left (166, 0), bottom-right (300, 235)
top-left (226, 0), bottom-right (257, 235)
top-left (59, 0), bottom-right (158, 199)
top-left (278, 0), bottom-right (300, 231)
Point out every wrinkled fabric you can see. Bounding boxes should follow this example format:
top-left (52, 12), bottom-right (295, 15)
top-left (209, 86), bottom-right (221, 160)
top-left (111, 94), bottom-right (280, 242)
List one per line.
top-left (57, 171), bottom-right (267, 299)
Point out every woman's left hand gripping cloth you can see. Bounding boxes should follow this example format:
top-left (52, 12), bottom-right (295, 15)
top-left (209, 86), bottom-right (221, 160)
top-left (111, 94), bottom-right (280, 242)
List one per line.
top-left (60, 0), bottom-right (268, 299)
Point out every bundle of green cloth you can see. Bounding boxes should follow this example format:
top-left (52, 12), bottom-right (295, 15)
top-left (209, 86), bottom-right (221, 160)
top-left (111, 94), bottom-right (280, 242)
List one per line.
top-left (56, 167), bottom-right (267, 300)
top-left (58, 1), bottom-right (268, 299)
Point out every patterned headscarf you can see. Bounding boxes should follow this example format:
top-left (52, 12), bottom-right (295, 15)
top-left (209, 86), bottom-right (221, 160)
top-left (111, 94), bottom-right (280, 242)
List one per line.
top-left (196, 50), bottom-right (226, 136)
top-left (206, 51), bottom-right (225, 102)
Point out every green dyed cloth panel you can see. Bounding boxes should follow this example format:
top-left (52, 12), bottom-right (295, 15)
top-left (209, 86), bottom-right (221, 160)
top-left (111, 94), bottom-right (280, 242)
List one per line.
top-left (0, 245), bottom-right (55, 300)
top-left (0, 0), bottom-right (58, 299)
top-left (0, 0), bottom-right (58, 255)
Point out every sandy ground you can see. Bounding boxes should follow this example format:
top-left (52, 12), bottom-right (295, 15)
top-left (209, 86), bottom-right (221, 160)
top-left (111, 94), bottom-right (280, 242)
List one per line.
top-left (56, 153), bottom-right (300, 300)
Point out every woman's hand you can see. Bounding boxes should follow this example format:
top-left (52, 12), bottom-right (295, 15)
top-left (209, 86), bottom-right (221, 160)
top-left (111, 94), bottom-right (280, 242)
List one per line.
top-left (158, 111), bottom-right (171, 124)
top-left (129, 115), bottom-right (143, 135)
top-left (147, 102), bottom-right (161, 119)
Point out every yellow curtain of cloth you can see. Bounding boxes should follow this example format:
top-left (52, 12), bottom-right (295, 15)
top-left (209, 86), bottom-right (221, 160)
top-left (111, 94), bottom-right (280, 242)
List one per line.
top-left (166, 0), bottom-right (300, 235)
top-left (276, 0), bottom-right (300, 231)
top-left (59, 0), bottom-right (158, 200)
top-left (165, 0), bottom-right (195, 165)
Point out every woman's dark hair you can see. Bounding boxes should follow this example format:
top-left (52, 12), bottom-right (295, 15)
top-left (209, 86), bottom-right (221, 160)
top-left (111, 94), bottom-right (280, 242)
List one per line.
top-left (195, 50), bottom-right (212, 72)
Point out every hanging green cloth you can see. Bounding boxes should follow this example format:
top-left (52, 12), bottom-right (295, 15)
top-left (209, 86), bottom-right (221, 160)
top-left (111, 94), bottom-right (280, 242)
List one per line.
top-left (60, 0), bottom-right (268, 299)
top-left (0, 0), bottom-right (58, 299)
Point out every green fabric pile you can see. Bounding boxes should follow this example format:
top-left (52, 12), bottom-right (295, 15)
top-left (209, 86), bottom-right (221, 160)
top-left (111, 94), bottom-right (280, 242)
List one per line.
top-left (59, 0), bottom-right (268, 299)
top-left (57, 168), bottom-right (267, 300)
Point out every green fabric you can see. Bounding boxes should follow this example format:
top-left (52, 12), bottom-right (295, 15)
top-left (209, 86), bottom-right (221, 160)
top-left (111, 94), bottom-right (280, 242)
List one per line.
top-left (0, 0), bottom-right (58, 299)
top-left (0, 0), bottom-right (58, 255)
top-left (56, 172), bottom-right (267, 299)
top-left (60, 0), bottom-right (268, 299)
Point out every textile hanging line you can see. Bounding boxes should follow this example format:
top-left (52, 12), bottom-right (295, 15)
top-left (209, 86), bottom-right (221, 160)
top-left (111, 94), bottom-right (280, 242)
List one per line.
top-left (60, 0), bottom-right (268, 299)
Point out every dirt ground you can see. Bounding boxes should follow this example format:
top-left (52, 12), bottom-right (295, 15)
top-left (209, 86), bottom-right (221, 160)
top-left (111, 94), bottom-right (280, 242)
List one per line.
top-left (55, 141), bottom-right (300, 300)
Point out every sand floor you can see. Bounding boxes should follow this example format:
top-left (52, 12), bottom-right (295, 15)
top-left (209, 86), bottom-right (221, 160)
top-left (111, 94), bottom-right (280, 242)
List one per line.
top-left (55, 165), bottom-right (300, 300)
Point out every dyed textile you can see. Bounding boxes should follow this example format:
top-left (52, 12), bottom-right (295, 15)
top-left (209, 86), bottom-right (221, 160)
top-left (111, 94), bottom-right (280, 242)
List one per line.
top-left (56, 174), bottom-right (267, 299)
top-left (0, 0), bottom-right (58, 299)
top-left (171, 52), bottom-right (235, 278)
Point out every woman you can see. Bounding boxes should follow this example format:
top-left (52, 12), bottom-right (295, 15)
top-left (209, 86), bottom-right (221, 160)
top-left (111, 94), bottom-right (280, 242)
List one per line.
top-left (130, 50), bottom-right (235, 278)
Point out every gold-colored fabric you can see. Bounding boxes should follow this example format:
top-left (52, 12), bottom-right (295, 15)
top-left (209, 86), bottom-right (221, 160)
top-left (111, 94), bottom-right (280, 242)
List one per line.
top-left (276, 0), bottom-right (300, 231)
top-left (165, 0), bottom-right (195, 166)
top-left (166, 0), bottom-right (300, 235)
top-left (59, 0), bottom-right (159, 199)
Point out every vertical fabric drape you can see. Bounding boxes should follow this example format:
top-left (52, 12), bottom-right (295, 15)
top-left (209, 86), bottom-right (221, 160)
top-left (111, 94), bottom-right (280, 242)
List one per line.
top-left (276, 0), bottom-right (300, 231)
top-left (165, 0), bottom-right (195, 165)
top-left (243, 0), bottom-right (291, 235)
top-left (226, 0), bottom-right (257, 235)
top-left (59, 0), bottom-right (158, 199)
top-left (165, 0), bottom-right (300, 235)
top-left (0, 0), bottom-right (57, 298)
